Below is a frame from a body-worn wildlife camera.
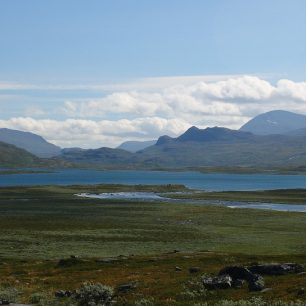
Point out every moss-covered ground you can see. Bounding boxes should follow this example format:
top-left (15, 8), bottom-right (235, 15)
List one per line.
top-left (0, 184), bottom-right (306, 305)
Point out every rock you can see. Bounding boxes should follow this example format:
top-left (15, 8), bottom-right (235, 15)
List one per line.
top-left (202, 274), bottom-right (232, 290)
top-left (116, 282), bottom-right (137, 293)
top-left (57, 257), bottom-right (83, 267)
top-left (175, 266), bottom-right (182, 271)
top-left (248, 263), bottom-right (304, 275)
top-left (218, 266), bottom-right (254, 281)
top-left (55, 290), bottom-right (73, 298)
top-left (189, 267), bottom-right (201, 273)
top-left (248, 274), bottom-right (265, 292)
top-left (232, 279), bottom-right (245, 288)
top-left (55, 290), bottom-right (66, 298)
top-left (261, 288), bottom-right (273, 293)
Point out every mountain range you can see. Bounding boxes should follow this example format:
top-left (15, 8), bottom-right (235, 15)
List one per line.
top-left (240, 110), bottom-right (306, 135)
top-left (0, 128), bottom-right (61, 158)
top-left (3, 110), bottom-right (306, 170)
top-left (117, 140), bottom-right (156, 152)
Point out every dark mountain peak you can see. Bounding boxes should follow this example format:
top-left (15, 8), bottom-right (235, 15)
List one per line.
top-left (156, 135), bottom-right (174, 146)
top-left (240, 110), bottom-right (306, 135)
top-left (177, 126), bottom-right (252, 142)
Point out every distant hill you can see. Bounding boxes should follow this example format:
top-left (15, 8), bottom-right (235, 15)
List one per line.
top-left (61, 147), bottom-right (135, 167)
top-left (0, 128), bottom-right (61, 158)
top-left (0, 141), bottom-right (41, 167)
top-left (60, 126), bottom-right (306, 169)
top-left (141, 127), bottom-right (306, 168)
top-left (117, 140), bottom-right (156, 152)
top-left (240, 110), bottom-right (306, 135)
top-left (0, 141), bottom-right (71, 168)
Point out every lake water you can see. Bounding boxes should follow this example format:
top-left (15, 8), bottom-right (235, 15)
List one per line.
top-left (1, 169), bottom-right (306, 191)
top-left (76, 191), bottom-right (306, 213)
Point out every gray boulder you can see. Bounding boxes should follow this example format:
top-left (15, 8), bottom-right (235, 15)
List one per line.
top-left (248, 274), bottom-right (265, 292)
top-left (202, 274), bottom-right (232, 290)
top-left (248, 263), bottom-right (304, 275)
top-left (218, 266), bottom-right (254, 281)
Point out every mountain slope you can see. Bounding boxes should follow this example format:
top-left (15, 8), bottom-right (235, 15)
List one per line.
top-left (139, 127), bottom-right (306, 168)
top-left (0, 141), bottom-right (41, 167)
top-left (0, 128), bottom-right (61, 158)
top-left (61, 147), bottom-right (136, 167)
top-left (60, 126), bottom-right (306, 169)
top-left (0, 141), bottom-right (71, 168)
top-left (117, 140), bottom-right (156, 152)
top-left (240, 110), bottom-right (306, 135)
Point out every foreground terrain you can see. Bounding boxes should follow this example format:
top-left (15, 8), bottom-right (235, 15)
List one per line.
top-left (0, 184), bottom-right (306, 305)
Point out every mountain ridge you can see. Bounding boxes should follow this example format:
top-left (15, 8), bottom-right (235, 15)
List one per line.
top-left (240, 110), bottom-right (306, 135)
top-left (0, 128), bottom-right (61, 158)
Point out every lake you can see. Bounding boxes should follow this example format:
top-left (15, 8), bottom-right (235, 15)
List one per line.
top-left (1, 169), bottom-right (306, 191)
top-left (76, 192), bottom-right (306, 212)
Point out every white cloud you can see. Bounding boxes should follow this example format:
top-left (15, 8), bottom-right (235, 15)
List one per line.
top-left (0, 117), bottom-right (190, 148)
top-left (2, 75), bottom-right (306, 147)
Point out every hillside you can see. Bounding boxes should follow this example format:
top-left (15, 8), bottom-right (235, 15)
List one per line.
top-left (240, 110), bottom-right (306, 135)
top-left (60, 126), bottom-right (306, 169)
top-left (0, 128), bottom-right (61, 158)
top-left (61, 147), bottom-right (135, 167)
top-left (117, 140), bottom-right (156, 152)
top-left (139, 127), bottom-right (306, 168)
top-left (0, 141), bottom-right (41, 167)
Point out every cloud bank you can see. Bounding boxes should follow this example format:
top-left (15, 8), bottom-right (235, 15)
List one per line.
top-left (2, 75), bottom-right (306, 148)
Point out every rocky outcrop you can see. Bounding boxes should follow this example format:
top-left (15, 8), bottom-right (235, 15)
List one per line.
top-left (201, 262), bottom-right (303, 292)
top-left (248, 263), bottom-right (304, 275)
top-left (202, 275), bottom-right (232, 290)
top-left (218, 266), bottom-right (254, 281)
top-left (248, 274), bottom-right (265, 292)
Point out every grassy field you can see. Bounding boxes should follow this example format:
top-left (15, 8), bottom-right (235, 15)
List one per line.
top-left (0, 184), bottom-right (306, 305)
top-left (167, 189), bottom-right (306, 204)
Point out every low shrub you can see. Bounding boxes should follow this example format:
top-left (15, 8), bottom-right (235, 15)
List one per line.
top-left (74, 282), bottom-right (114, 306)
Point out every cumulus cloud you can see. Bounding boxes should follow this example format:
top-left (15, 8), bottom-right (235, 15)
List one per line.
top-left (0, 117), bottom-right (190, 148)
top-left (2, 75), bottom-right (306, 148)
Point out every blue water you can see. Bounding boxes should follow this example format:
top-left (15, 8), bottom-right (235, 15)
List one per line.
top-left (1, 169), bottom-right (306, 191)
top-left (76, 192), bottom-right (306, 212)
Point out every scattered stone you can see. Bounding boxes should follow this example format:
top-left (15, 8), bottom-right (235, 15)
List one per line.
top-left (248, 263), bottom-right (304, 276)
top-left (218, 266), bottom-right (254, 281)
top-left (248, 274), bottom-right (265, 292)
top-left (55, 290), bottom-right (73, 298)
top-left (116, 282), bottom-right (137, 293)
top-left (189, 267), bottom-right (201, 273)
top-left (261, 288), bottom-right (273, 293)
top-left (202, 274), bottom-right (232, 290)
top-left (175, 266), bottom-right (182, 271)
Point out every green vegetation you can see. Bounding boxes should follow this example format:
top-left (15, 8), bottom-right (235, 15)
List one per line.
top-left (168, 189), bottom-right (306, 204)
top-left (0, 141), bottom-right (70, 168)
top-left (0, 184), bottom-right (306, 305)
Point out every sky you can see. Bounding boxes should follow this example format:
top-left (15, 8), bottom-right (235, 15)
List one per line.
top-left (1, 0), bottom-right (306, 148)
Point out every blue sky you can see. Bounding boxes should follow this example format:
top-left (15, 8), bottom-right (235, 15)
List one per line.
top-left (1, 0), bottom-right (306, 148)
